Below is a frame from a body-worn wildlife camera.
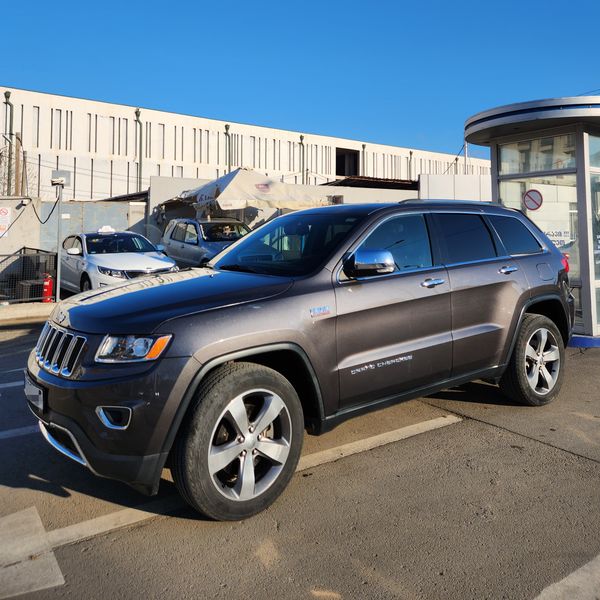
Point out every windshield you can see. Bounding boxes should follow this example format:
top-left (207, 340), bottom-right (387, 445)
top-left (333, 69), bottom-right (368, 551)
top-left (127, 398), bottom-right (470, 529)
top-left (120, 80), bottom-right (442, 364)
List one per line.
top-left (85, 234), bottom-right (156, 255)
top-left (212, 212), bottom-right (362, 276)
top-left (202, 222), bottom-right (249, 242)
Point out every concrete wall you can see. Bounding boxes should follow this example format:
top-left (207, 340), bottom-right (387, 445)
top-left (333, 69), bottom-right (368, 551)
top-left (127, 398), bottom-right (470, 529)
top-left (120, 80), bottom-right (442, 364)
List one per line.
top-left (418, 174), bottom-right (492, 202)
top-left (39, 201), bottom-right (130, 251)
top-left (1, 86), bottom-right (491, 203)
top-left (0, 197), bottom-right (41, 254)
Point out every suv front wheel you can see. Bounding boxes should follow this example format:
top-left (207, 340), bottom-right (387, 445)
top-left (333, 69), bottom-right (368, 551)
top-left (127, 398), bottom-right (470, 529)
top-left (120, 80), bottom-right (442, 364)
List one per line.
top-left (500, 314), bottom-right (565, 406)
top-left (172, 362), bottom-right (304, 520)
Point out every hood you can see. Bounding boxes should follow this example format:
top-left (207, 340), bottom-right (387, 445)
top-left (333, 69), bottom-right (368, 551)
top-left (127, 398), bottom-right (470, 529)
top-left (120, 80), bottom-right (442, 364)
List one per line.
top-left (89, 252), bottom-right (175, 270)
top-left (52, 268), bottom-right (293, 334)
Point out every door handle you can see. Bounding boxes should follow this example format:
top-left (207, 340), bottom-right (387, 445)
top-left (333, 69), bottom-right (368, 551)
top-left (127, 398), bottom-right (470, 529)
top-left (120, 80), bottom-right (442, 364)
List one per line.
top-left (421, 278), bottom-right (445, 288)
top-left (499, 265), bottom-right (518, 274)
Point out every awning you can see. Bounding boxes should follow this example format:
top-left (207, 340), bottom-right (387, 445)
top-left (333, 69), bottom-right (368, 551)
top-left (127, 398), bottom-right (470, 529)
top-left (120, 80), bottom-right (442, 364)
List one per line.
top-left (180, 168), bottom-right (334, 211)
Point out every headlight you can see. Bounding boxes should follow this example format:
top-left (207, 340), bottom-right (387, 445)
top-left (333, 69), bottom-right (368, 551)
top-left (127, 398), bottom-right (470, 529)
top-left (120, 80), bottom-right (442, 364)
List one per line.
top-left (98, 266), bottom-right (126, 279)
top-left (95, 334), bottom-right (172, 363)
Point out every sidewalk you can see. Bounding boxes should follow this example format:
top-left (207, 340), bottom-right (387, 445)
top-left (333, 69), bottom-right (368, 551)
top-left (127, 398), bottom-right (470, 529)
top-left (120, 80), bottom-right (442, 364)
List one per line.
top-left (0, 302), bottom-right (55, 325)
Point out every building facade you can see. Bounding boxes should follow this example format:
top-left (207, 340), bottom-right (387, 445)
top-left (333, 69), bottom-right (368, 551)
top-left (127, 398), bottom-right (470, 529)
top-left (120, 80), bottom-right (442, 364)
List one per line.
top-left (1, 86), bottom-right (490, 202)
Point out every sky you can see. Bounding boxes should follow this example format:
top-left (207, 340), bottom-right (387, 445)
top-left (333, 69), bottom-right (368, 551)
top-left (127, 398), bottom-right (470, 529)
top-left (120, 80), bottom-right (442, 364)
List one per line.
top-left (3, 0), bottom-right (600, 160)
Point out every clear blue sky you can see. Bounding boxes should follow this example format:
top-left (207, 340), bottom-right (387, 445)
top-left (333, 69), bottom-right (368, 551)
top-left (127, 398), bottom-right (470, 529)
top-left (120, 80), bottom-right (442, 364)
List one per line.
top-left (4, 0), bottom-right (600, 159)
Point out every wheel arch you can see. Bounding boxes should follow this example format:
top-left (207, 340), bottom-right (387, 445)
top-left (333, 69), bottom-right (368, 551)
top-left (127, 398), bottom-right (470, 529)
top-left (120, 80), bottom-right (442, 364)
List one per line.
top-left (524, 296), bottom-right (570, 346)
top-left (80, 272), bottom-right (91, 289)
top-left (162, 343), bottom-right (325, 460)
top-left (503, 294), bottom-right (570, 368)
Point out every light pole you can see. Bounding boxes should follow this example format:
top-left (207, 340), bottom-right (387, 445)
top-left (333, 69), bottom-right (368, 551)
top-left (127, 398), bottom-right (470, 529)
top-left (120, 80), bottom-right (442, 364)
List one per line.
top-left (51, 170), bottom-right (70, 302)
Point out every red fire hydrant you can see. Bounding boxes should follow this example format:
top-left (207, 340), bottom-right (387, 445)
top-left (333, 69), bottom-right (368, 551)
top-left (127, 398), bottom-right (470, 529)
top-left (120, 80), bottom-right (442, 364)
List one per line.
top-left (42, 273), bottom-right (54, 303)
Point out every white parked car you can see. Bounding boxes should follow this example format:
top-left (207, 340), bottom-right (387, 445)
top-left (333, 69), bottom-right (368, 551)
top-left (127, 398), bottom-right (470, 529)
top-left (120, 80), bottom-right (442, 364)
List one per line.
top-left (61, 229), bottom-right (178, 292)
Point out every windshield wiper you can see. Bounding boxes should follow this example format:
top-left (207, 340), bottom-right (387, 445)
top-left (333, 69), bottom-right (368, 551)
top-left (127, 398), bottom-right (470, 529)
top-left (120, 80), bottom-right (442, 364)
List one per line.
top-left (218, 263), bottom-right (260, 273)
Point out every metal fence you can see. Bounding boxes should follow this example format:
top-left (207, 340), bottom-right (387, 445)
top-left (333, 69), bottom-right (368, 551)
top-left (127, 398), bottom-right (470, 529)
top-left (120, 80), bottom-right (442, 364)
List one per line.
top-left (0, 247), bottom-right (57, 303)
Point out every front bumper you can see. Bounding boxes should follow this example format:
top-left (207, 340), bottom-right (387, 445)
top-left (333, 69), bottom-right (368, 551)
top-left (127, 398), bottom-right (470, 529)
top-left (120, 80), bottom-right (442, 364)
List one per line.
top-left (26, 352), bottom-right (197, 495)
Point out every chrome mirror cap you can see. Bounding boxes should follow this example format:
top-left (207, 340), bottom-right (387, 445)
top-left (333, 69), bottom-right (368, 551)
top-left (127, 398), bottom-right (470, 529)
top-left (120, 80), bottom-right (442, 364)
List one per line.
top-left (343, 249), bottom-right (395, 279)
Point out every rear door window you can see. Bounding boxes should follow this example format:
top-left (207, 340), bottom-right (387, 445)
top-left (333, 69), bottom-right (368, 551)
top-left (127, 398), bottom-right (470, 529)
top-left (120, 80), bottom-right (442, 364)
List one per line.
top-left (488, 215), bottom-right (542, 255)
top-left (433, 213), bottom-right (497, 264)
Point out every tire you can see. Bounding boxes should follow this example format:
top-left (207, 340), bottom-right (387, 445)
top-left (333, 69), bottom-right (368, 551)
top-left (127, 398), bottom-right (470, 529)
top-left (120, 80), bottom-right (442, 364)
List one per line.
top-left (172, 362), bottom-right (304, 520)
top-left (80, 275), bottom-right (92, 292)
top-left (500, 314), bottom-right (565, 406)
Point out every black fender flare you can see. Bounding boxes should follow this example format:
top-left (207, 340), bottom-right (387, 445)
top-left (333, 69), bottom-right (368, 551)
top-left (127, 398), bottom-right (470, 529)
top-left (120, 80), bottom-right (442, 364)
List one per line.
top-left (502, 293), bottom-right (570, 368)
top-left (160, 342), bottom-right (325, 459)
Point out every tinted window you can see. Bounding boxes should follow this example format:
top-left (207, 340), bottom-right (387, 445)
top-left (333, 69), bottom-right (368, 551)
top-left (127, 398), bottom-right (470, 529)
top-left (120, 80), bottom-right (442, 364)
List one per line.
top-left (489, 215), bottom-right (542, 255)
top-left (361, 214), bottom-right (432, 271)
top-left (212, 212), bottom-right (362, 276)
top-left (202, 222), bottom-right (249, 242)
top-left (435, 213), bottom-right (497, 264)
top-left (85, 234), bottom-right (155, 254)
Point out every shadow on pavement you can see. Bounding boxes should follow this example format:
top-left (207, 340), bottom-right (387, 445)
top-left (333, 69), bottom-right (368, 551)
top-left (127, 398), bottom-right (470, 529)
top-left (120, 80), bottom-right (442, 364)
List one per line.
top-left (428, 380), bottom-right (520, 407)
top-left (0, 432), bottom-right (208, 521)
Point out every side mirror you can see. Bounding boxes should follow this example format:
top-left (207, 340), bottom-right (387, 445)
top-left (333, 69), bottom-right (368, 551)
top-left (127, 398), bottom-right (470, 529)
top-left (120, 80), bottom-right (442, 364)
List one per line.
top-left (66, 247), bottom-right (81, 256)
top-left (156, 244), bottom-right (165, 253)
top-left (343, 249), bottom-right (395, 279)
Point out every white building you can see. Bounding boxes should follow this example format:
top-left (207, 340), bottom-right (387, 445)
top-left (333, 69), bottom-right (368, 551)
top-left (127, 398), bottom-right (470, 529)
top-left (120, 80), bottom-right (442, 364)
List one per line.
top-left (1, 86), bottom-right (490, 202)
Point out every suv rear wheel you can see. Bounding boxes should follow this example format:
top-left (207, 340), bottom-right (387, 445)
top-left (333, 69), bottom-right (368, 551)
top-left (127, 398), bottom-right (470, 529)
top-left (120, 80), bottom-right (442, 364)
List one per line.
top-left (172, 362), bottom-right (304, 520)
top-left (500, 314), bottom-right (565, 406)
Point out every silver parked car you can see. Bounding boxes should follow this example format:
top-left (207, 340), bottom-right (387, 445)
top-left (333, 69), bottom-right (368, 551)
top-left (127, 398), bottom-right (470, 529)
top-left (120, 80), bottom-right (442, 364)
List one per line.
top-left (161, 218), bottom-right (250, 267)
top-left (61, 229), bottom-right (178, 292)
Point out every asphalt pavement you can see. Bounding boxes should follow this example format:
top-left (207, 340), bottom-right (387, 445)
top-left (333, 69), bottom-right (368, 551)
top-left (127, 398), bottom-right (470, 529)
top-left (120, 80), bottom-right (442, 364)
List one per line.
top-left (0, 322), bottom-right (599, 599)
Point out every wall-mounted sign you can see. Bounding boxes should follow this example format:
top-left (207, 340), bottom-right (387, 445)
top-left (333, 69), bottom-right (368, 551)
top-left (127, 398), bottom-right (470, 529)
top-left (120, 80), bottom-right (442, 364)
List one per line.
top-left (0, 207), bottom-right (12, 238)
top-left (523, 189), bottom-right (543, 211)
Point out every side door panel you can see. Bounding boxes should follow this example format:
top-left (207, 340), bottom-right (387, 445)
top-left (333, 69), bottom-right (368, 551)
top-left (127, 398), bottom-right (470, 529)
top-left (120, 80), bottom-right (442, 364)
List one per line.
top-left (335, 212), bottom-right (452, 408)
top-left (430, 212), bottom-right (530, 376)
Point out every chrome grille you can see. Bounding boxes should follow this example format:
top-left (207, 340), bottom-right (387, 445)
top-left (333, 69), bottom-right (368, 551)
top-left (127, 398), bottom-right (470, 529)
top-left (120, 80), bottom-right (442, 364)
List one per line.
top-left (35, 322), bottom-right (87, 378)
top-left (125, 268), bottom-right (172, 279)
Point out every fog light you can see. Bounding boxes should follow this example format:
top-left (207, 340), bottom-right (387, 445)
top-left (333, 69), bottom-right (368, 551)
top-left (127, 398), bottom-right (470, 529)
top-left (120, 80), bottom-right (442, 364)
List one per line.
top-left (96, 406), bottom-right (132, 430)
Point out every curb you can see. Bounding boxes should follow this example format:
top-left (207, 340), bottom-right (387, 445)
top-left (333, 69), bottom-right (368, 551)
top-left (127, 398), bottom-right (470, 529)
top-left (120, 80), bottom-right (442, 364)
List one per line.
top-left (0, 302), bottom-right (55, 324)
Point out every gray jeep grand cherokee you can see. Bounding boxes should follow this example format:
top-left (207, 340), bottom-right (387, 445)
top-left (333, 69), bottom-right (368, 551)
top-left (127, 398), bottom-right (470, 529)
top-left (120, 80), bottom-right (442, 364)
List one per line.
top-left (25, 201), bottom-right (574, 520)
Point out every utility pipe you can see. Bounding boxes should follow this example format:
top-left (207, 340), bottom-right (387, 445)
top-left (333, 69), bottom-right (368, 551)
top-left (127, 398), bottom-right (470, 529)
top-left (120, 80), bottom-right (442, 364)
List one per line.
top-left (4, 91), bottom-right (13, 195)
top-left (135, 108), bottom-right (142, 192)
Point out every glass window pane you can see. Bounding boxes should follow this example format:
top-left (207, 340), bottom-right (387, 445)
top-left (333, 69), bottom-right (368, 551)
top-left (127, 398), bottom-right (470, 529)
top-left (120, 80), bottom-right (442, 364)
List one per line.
top-left (499, 134), bottom-right (576, 175)
top-left (590, 174), bottom-right (600, 282)
top-left (589, 135), bottom-right (600, 169)
top-left (361, 214), bottom-right (432, 271)
top-left (434, 214), bottom-right (497, 263)
top-left (498, 174), bottom-right (579, 278)
top-left (488, 215), bottom-right (542, 255)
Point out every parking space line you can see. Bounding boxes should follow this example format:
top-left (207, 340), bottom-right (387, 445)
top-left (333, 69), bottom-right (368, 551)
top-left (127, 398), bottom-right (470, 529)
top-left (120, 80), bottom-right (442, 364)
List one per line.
top-left (0, 368), bottom-right (25, 375)
top-left (534, 553), bottom-right (600, 599)
top-left (43, 414), bottom-right (461, 549)
top-left (0, 507), bottom-right (64, 599)
top-left (0, 381), bottom-right (22, 390)
top-left (47, 496), bottom-right (184, 549)
top-left (0, 426), bottom-right (39, 441)
top-left (296, 414), bottom-right (462, 472)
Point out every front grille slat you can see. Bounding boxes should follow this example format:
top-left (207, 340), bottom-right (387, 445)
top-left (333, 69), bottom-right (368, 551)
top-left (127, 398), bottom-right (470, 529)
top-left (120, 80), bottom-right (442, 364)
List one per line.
top-left (35, 322), bottom-right (87, 379)
top-left (40, 327), bottom-right (57, 359)
top-left (125, 268), bottom-right (172, 279)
